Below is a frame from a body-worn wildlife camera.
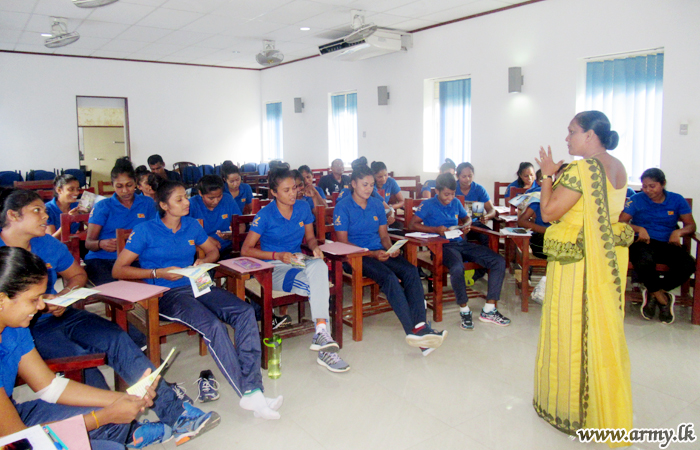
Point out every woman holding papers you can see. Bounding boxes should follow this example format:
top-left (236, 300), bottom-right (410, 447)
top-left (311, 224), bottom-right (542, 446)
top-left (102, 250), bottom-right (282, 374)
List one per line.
top-left (0, 190), bottom-right (218, 447)
top-left (333, 162), bottom-right (446, 356)
top-left (113, 179), bottom-right (283, 420)
top-left (241, 164), bottom-right (350, 373)
top-left (408, 173), bottom-right (509, 330)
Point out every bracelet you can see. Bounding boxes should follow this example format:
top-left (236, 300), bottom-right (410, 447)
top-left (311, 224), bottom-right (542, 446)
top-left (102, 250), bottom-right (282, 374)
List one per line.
top-left (151, 269), bottom-right (157, 279)
top-left (272, 252), bottom-right (276, 261)
top-left (91, 410), bottom-right (100, 428)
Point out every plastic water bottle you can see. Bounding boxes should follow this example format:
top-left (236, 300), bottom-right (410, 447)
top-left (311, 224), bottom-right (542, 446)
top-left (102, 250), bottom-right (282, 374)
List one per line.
top-left (263, 335), bottom-right (282, 379)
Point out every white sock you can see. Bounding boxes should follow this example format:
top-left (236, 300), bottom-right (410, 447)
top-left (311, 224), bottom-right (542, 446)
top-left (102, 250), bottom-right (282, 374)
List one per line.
top-left (266, 395), bottom-right (284, 411)
top-left (459, 305), bottom-right (470, 313)
top-left (315, 322), bottom-right (327, 334)
top-left (240, 390), bottom-right (280, 420)
top-left (483, 303), bottom-right (496, 313)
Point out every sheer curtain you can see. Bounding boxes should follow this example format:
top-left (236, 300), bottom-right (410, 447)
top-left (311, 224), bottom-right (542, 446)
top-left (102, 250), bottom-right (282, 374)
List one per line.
top-left (585, 53), bottom-right (664, 183)
top-left (329, 92), bottom-right (358, 164)
top-left (264, 102), bottom-right (283, 160)
top-left (437, 78), bottom-right (471, 166)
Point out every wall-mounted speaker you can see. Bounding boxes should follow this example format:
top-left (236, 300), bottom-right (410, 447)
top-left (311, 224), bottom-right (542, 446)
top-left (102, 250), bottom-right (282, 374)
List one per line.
top-left (508, 67), bottom-right (523, 93)
top-left (294, 97), bottom-right (304, 113)
top-left (378, 86), bottom-right (389, 105)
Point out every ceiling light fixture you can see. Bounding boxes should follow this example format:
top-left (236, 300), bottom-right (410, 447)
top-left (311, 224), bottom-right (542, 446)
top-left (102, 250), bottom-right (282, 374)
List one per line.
top-left (300, 27), bottom-right (310, 31)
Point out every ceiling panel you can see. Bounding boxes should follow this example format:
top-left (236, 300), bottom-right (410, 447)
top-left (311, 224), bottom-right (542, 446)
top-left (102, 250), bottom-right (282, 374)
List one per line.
top-left (116, 25), bottom-right (173, 42)
top-left (160, 0), bottom-right (228, 14)
top-left (33, 0), bottom-right (93, 19)
top-left (75, 20), bottom-right (131, 39)
top-left (0, 0), bottom-right (39, 14)
top-left (211, 0), bottom-right (294, 21)
top-left (136, 7), bottom-right (203, 29)
top-left (0, 27), bottom-right (21, 43)
top-left (99, 38), bottom-right (149, 52)
top-left (87, 2), bottom-right (157, 25)
top-left (0, 11), bottom-right (30, 30)
top-left (257, 0), bottom-right (337, 25)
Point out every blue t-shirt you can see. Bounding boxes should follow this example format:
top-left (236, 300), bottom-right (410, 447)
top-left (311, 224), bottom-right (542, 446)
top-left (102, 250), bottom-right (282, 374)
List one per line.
top-left (302, 186), bottom-right (327, 211)
top-left (333, 196), bottom-right (387, 251)
top-left (527, 202), bottom-right (548, 228)
top-left (414, 197), bottom-right (468, 242)
top-left (0, 234), bottom-right (74, 295)
top-left (249, 200), bottom-right (314, 256)
top-left (456, 181), bottom-right (490, 202)
top-left (126, 216), bottom-right (209, 289)
top-left (505, 180), bottom-right (539, 199)
top-left (374, 177), bottom-right (401, 204)
top-left (86, 194), bottom-right (157, 261)
top-left (188, 194), bottom-right (241, 250)
top-left (421, 179), bottom-right (436, 194)
top-left (224, 183), bottom-right (253, 213)
top-left (336, 188), bottom-right (382, 204)
top-left (45, 198), bottom-right (79, 234)
top-left (623, 191), bottom-right (691, 242)
top-left (626, 187), bottom-right (636, 199)
top-left (0, 327), bottom-right (35, 399)
top-left (526, 185), bottom-right (542, 194)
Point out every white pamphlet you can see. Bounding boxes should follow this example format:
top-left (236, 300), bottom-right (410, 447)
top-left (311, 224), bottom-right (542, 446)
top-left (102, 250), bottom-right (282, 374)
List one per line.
top-left (127, 347), bottom-right (176, 398)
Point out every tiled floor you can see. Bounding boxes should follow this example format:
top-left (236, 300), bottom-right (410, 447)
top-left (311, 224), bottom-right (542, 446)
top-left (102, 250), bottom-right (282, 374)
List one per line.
top-left (18, 275), bottom-right (700, 449)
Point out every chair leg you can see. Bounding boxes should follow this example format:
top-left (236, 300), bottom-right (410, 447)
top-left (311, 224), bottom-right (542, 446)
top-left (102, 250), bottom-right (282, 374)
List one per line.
top-left (199, 336), bottom-right (208, 356)
top-left (146, 301), bottom-right (162, 367)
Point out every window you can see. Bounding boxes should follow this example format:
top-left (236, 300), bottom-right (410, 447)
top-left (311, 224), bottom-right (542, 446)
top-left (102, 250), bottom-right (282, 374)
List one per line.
top-left (328, 92), bottom-right (357, 165)
top-left (423, 76), bottom-right (471, 172)
top-left (264, 102), bottom-right (283, 160)
top-left (584, 51), bottom-right (664, 183)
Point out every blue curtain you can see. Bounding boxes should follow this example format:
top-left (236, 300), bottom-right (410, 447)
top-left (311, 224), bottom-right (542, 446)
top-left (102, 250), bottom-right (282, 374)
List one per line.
top-left (586, 53), bottom-right (663, 183)
top-left (438, 78), bottom-right (471, 165)
top-left (330, 93), bottom-right (358, 164)
top-left (265, 102), bottom-right (283, 160)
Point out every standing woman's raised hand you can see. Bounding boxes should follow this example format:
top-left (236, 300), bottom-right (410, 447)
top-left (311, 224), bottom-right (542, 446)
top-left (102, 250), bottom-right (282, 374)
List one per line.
top-left (535, 146), bottom-right (565, 177)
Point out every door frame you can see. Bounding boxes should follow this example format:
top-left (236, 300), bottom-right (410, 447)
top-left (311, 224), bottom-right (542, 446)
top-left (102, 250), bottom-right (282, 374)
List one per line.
top-left (75, 96), bottom-right (131, 168)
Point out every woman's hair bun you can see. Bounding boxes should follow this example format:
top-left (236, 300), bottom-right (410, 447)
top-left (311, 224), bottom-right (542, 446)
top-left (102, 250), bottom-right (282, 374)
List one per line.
top-left (606, 131), bottom-right (619, 150)
top-left (351, 156), bottom-right (368, 170)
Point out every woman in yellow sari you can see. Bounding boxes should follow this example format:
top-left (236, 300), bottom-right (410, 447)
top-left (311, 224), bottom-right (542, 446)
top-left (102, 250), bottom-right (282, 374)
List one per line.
top-left (533, 111), bottom-right (634, 447)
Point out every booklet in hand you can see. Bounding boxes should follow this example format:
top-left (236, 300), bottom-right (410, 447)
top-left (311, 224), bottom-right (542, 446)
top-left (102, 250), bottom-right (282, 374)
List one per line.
top-left (127, 347), bottom-right (176, 398)
top-left (385, 239), bottom-right (408, 254)
top-left (44, 288), bottom-right (100, 308)
top-left (168, 264), bottom-right (219, 298)
top-left (290, 253), bottom-right (312, 268)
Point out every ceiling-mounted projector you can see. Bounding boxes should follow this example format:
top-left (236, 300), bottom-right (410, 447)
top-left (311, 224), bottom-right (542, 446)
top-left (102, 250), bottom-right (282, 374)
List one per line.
top-left (256, 40), bottom-right (284, 67)
top-left (44, 18), bottom-right (80, 48)
top-left (72, 0), bottom-right (120, 7)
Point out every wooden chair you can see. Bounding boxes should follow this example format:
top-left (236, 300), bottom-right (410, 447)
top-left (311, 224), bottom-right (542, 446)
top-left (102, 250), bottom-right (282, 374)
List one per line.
top-left (314, 204), bottom-right (389, 341)
top-left (493, 181), bottom-right (512, 206)
top-left (172, 161), bottom-right (197, 177)
top-left (98, 181), bottom-right (114, 196)
top-left (115, 229), bottom-right (207, 366)
top-left (403, 198), bottom-right (500, 321)
top-left (625, 198), bottom-right (700, 324)
top-left (16, 354), bottom-right (107, 385)
top-left (250, 198), bottom-right (271, 214)
top-left (13, 179), bottom-right (54, 200)
top-left (392, 175), bottom-right (422, 200)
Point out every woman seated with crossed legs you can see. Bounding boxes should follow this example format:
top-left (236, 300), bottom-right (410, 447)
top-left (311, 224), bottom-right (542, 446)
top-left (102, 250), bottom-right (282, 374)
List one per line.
top-left (241, 164), bottom-right (350, 373)
top-left (333, 162), bottom-right (446, 356)
top-left (113, 179), bottom-right (282, 420)
top-left (409, 173), bottom-right (509, 329)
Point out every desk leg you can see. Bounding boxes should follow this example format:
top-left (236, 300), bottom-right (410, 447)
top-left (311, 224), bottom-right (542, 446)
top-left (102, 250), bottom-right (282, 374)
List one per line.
top-left (350, 257), bottom-right (364, 342)
top-left (331, 259), bottom-right (343, 348)
top-left (259, 271), bottom-right (273, 370)
top-left (145, 298), bottom-right (161, 367)
top-left (432, 244), bottom-right (444, 323)
top-left (520, 238), bottom-right (529, 312)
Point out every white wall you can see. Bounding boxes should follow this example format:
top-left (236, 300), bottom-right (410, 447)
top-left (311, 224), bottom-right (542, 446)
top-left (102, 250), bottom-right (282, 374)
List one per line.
top-left (260, 0), bottom-right (700, 202)
top-left (0, 52), bottom-right (262, 173)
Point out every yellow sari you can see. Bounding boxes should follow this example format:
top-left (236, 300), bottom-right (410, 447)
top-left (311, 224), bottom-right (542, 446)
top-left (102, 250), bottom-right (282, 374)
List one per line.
top-left (533, 159), bottom-right (634, 447)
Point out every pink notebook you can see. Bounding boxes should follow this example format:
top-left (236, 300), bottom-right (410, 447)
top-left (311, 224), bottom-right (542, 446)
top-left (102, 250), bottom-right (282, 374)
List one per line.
top-left (319, 242), bottom-right (368, 255)
top-left (92, 281), bottom-right (169, 303)
top-left (219, 257), bottom-right (274, 273)
top-left (50, 414), bottom-right (90, 450)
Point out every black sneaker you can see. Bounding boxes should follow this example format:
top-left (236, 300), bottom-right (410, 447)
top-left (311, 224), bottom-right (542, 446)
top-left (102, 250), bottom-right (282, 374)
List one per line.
top-left (640, 288), bottom-right (656, 320)
top-left (272, 314), bottom-right (292, 330)
top-left (658, 293), bottom-right (676, 324)
top-left (405, 323), bottom-right (447, 348)
top-left (460, 311), bottom-right (474, 330)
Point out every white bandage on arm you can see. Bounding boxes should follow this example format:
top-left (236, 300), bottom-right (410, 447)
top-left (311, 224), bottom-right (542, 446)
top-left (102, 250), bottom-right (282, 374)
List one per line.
top-left (35, 375), bottom-right (70, 403)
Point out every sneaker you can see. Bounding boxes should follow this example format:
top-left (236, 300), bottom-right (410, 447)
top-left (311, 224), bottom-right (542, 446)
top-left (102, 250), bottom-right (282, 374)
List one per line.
top-left (460, 311), bottom-right (474, 330)
top-left (420, 347), bottom-right (435, 357)
top-left (479, 308), bottom-right (511, 327)
top-left (195, 370), bottom-right (220, 403)
top-left (640, 288), bottom-right (656, 320)
top-left (317, 351), bottom-right (350, 373)
top-left (173, 401), bottom-right (221, 446)
top-left (309, 329), bottom-right (340, 352)
top-left (272, 314), bottom-right (292, 330)
top-left (405, 324), bottom-right (447, 348)
top-left (172, 382), bottom-right (188, 401)
top-left (128, 421), bottom-right (173, 448)
top-left (658, 292), bottom-right (676, 324)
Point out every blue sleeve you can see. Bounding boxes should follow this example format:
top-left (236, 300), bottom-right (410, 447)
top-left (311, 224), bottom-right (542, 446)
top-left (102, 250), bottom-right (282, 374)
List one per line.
top-left (389, 178), bottom-right (400, 196)
top-left (46, 202), bottom-right (60, 228)
top-left (53, 238), bottom-right (76, 272)
top-left (125, 224), bottom-right (148, 255)
top-left (88, 199), bottom-right (109, 227)
top-left (17, 327), bottom-right (35, 356)
top-left (243, 184), bottom-right (253, 205)
top-left (333, 203), bottom-right (349, 232)
top-left (478, 184), bottom-right (490, 202)
top-left (626, 187), bottom-right (636, 198)
top-left (249, 209), bottom-right (267, 236)
top-left (229, 196), bottom-right (242, 216)
top-left (623, 195), bottom-right (638, 216)
top-left (414, 201), bottom-right (429, 220)
top-left (315, 186), bottom-right (326, 199)
top-left (375, 200), bottom-right (388, 226)
top-left (301, 202), bottom-right (315, 225)
top-left (676, 195), bottom-right (692, 216)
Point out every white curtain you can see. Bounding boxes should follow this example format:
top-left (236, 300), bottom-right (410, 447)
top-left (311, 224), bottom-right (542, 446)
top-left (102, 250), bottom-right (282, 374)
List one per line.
top-left (329, 93), bottom-right (358, 164)
top-left (437, 78), bottom-right (471, 168)
top-left (265, 102), bottom-right (283, 160)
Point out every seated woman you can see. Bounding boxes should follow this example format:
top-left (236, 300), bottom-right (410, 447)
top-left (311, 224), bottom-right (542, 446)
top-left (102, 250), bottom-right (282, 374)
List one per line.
top-left (0, 190), bottom-right (218, 447)
top-left (504, 162), bottom-right (537, 198)
top-left (85, 158), bottom-right (157, 286)
top-left (293, 168), bottom-right (326, 210)
top-left (619, 168), bottom-right (696, 324)
top-left (455, 162), bottom-right (497, 247)
top-left (113, 180), bottom-right (283, 419)
top-left (135, 166), bottom-right (157, 200)
top-left (188, 175), bottom-right (241, 261)
top-left (370, 161), bottom-right (404, 211)
top-left (421, 159), bottom-right (456, 198)
top-left (337, 157), bottom-right (396, 226)
top-left (333, 162), bottom-right (446, 356)
top-left (45, 174), bottom-right (85, 239)
top-left (409, 173), bottom-right (509, 329)
top-left (241, 165), bottom-right (349, 373)
top-left (221, 161), bottom-right (253, 215)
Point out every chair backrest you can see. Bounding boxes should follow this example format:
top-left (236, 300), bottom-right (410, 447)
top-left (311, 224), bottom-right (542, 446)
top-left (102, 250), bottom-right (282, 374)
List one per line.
top-left (258, 163), bottom-right (270, 176)
top-left (63, 168), bottom-right (87, 188)
top-left (314, 204), bottom-right (336, 243)
top-left (251, 198), bottom-right (271, 214)
top-left (60, 213), bottom-right (90, 244)
top-left (182, 165), bottom-right (202, 185)
top-left (230, 214), bottom-right (257, 252)
top-left (172, 161), bottom-right (196, 175)
top-left (0, 170), bottom-right (22, 187)
top-left (200, 164), bottom-right (215, 176)
top-left (241, 162), bottom-right (257, 173)
top-left (14, 179), bottom-right (54, 190)
top-left (392, 175), bottom-right (422, 200)
top-left (403, 198), bottom-right (425, 228)
top-left (330, 192), bottom-right (339, 206)
top-left (98, 181), bottom-right (115, 196)
top-left (26, 170), bottom-right (56, 181)
top-left (493, 181), bottom-right (511, 206)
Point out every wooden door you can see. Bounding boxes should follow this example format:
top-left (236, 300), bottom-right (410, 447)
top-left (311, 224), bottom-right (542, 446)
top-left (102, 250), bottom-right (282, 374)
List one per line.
top-left (82, 127), bottom-right (127, 188)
